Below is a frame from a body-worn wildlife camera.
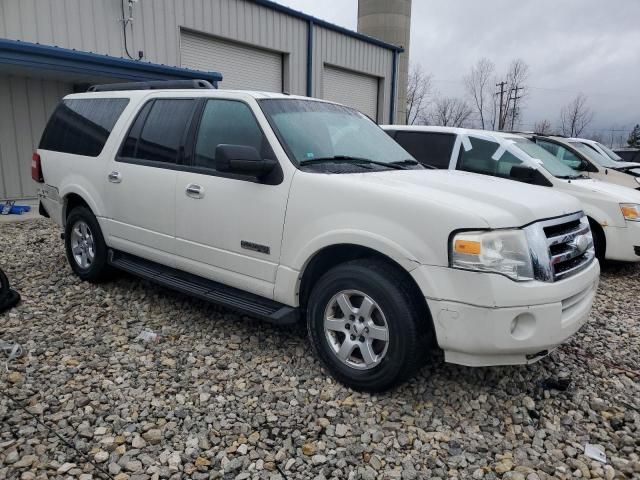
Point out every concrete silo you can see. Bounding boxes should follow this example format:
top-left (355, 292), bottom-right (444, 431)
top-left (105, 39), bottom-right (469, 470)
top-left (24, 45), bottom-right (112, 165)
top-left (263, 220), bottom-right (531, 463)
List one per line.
top-left (358, 0), bottom-right (412, 124)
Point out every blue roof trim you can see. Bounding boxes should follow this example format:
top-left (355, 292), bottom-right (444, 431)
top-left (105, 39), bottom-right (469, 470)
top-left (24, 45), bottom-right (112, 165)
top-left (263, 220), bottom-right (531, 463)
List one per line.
top-left (0, 38), bottom-right (223, 84)
top-left (249, 0), bottom-right (404, 53)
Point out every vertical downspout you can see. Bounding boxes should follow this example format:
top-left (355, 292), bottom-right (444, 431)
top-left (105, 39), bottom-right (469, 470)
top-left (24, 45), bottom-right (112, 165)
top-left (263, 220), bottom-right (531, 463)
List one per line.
top-left (389, 49), bottom-right (399, 124)
top-left (306, 20), bottom-right (314, 97)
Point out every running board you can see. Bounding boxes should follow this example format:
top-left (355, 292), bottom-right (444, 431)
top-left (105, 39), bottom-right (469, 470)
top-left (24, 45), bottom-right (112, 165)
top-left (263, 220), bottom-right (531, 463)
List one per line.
top-left (108, 250), bottom-right (298, 325)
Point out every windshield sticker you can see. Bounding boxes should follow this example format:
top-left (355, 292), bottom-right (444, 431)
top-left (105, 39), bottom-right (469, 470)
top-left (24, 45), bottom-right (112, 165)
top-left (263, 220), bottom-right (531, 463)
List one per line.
top-left (306, 152), bottom-right (315, 159)
top-left (461, 135), bottom-right (472, 152)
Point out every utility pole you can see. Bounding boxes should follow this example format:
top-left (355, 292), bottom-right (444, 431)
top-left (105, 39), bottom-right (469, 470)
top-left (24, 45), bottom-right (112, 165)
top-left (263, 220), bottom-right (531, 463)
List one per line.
top-left (510, 85), bottom-right (523, 131)
top-left (496, 81), bottom-right (507, 130)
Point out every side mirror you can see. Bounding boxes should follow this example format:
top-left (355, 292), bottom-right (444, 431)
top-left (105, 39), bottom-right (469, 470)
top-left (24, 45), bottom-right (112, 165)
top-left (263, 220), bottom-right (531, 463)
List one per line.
top-left (510, 165), bottom-right (552, 187)
top-left (216, 145), bottom-right (277, 178)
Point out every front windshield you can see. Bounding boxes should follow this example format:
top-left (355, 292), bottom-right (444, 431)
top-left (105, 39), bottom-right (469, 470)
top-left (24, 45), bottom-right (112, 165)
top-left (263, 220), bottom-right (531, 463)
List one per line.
top-left (510, 138), bottom-right (582, 178)
top-left (569, 141), bottom-right (620, 168)
top-left (259, 99), bottom-right (414, 166)
top-left (595, 141), bottom-right (623, 161)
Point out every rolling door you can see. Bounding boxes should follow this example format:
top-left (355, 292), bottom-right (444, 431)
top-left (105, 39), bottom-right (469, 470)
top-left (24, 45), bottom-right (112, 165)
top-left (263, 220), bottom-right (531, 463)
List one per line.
top-left (180, 31), bottom-right (283, 92)
top-left (322, 66), bottom-right (379, 120)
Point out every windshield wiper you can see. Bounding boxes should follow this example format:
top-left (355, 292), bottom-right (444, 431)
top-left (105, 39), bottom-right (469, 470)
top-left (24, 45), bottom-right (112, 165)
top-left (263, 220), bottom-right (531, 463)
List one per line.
top-left (556, 174), bottom-right (588, 180)
top-left (389, 159), bottom-right (427, 169)
top-left (299, 155), bottom-right (407, 170)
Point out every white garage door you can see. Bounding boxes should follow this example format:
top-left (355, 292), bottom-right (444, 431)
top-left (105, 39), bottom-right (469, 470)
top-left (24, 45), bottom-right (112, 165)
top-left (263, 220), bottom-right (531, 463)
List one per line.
top-left (181, 31), bottom-right (282, 92)
top-left (322, 66), bottom-right (379, 120)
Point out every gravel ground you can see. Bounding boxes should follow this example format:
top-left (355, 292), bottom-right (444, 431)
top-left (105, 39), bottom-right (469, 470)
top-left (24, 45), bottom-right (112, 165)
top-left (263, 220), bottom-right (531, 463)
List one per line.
top-left (1, 219), bottom-right (639, 480)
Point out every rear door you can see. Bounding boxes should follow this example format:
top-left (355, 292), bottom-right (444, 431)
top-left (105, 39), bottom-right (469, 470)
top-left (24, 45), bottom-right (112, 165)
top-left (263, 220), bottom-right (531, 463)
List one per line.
top-left (102, 98), bottom-right (198, 266)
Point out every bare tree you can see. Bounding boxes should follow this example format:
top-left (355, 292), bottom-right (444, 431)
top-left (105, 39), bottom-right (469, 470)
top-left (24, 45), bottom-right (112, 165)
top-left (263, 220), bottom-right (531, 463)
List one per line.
top-left (463, 58), bottom-right (495, 129)
top-left (559, 93), bottom-right (594, 137)
top-left (430, 96), bottom-right (473, 127)
top-left (498, 59), bottom-right (529, 130)
top-left (534, 119), bottom-right (552, 135)
top-left (405, 64), bottom-right (433, 125)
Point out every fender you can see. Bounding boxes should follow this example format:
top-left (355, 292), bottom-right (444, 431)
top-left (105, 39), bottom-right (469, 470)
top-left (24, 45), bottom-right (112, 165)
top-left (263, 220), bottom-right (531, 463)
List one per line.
top-left (273, 228), bottom-right (438, 306)
top-left (581, 203), bottom-right (624, 230)
top-left (59, 180), bottom-right (105, 224)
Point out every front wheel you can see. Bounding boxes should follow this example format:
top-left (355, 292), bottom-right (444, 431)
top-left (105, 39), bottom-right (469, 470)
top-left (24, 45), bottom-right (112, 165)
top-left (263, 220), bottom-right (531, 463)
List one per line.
top-left (65, 206), bottom-right (112, 282)
top-left (307, 259), bottom-right (428, 392)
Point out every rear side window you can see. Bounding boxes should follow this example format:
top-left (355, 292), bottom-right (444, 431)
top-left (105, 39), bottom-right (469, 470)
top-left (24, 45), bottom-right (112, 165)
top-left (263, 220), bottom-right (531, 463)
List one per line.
top-left (120, 99), bottom-right (196, 164)
top-left (39, 98), bottom-right (129, 157)
top-left (394, 131), bottom-right (455, 168)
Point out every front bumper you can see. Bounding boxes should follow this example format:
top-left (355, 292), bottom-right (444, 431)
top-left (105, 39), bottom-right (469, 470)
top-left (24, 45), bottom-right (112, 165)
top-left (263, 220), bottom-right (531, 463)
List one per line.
top-left (603, 221), bottom-right (640, 262)
top-left (412, 259), bottom-right (600, 367)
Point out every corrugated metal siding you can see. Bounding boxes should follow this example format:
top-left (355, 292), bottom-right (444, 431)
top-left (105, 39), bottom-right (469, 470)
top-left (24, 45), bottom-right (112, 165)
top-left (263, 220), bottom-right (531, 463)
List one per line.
top-left (180, 30), bottom-right (283, 92)
top-left (0, 0), bottom-right (310, 95)
top-left (0, 75), bottom-right (72, 200)
top-left (313, 25), bottom-right (393, 123)
top-left (322, 66), bottom-right (378, 119)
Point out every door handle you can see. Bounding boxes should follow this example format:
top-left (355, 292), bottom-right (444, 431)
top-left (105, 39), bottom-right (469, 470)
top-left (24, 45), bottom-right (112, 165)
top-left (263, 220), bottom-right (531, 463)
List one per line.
top-left (186, 184), bottom-right (204, 199)
top-left (108, 171), bottom-right (122, 183)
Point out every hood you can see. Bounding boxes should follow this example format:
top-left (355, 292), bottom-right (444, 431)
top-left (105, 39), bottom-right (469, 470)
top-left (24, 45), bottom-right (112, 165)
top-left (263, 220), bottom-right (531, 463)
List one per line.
top-left (338, 169), bottom-right (583, 228)
top-left (613, 161), bottom-right (640, 169)
top-left (562, 178), bottom-right (640, 202)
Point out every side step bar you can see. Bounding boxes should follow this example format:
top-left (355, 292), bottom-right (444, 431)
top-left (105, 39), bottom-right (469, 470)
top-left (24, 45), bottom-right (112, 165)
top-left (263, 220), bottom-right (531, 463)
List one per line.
top-left (108, 250), bottom-right (298, 325)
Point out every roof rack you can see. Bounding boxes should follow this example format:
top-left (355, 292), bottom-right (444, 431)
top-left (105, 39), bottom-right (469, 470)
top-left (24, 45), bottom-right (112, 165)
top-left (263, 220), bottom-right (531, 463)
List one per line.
top-left (87, 79), bottom-right (216, 92)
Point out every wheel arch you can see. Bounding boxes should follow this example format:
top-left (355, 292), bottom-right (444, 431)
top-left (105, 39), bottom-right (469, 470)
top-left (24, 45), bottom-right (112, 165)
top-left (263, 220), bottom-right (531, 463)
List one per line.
top-left (297, 243), bottom-right (435, 338)
top-left (587, 216), bottom-right (606, 259)
top-left (61, 186), bottom-right (100, 226)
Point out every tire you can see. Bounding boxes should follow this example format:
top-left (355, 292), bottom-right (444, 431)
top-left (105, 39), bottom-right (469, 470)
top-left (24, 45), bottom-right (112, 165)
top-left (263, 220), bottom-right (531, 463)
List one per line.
top-left (306, 259), bottom-right (429, 392)
top-left (65, 206), bottom-right (112, 282)
top-left (589, 219), bottom-right (606, 262)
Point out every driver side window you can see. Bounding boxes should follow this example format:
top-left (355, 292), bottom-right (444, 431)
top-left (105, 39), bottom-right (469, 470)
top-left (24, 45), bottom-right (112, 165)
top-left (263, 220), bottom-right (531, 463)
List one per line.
top-left (457, 136), bottom-right (524, 180)
top-left (193, 99), bottom-right (272, 171)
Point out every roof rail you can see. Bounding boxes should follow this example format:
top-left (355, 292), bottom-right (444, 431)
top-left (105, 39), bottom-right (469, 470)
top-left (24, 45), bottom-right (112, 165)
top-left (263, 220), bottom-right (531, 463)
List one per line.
top-left (88, 79), bottom-right (216, 92)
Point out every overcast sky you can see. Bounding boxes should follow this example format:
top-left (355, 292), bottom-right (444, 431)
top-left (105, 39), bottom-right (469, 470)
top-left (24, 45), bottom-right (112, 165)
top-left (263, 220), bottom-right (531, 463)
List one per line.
top-left (276, 0), bottom-right (640, 144)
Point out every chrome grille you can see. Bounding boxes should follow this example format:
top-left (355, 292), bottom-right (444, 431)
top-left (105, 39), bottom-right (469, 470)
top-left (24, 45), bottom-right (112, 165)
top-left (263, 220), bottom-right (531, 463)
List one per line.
top-left (542, 213), bottom-right (595, 281)
top-left (524, 212), bottom-right (595, 282)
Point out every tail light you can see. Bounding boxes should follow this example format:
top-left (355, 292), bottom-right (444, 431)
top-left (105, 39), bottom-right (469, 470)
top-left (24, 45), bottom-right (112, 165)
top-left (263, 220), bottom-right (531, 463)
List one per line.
top-left (31, 152), bottom-right (44, 183)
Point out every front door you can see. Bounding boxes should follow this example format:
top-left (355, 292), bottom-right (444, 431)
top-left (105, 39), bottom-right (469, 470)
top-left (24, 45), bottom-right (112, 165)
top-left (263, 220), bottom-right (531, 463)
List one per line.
top-left (103, 98), bottom-right (198, 266)
top-left (174, 98), bottom-right (291, 299)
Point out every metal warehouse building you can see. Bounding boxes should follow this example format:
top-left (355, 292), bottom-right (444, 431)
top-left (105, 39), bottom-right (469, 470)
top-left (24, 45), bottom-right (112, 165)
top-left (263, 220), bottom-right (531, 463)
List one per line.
top-left (0, 0), bottom-right (403, 201)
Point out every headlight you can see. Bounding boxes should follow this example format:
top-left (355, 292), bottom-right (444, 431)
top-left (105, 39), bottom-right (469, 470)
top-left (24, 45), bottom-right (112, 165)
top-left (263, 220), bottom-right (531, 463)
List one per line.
top-left (450, 229), bottom-right (534, 281)
top-left (635, 177), bottom-right (640, 185)
top-left (620, 203), bottom-right (640, 221)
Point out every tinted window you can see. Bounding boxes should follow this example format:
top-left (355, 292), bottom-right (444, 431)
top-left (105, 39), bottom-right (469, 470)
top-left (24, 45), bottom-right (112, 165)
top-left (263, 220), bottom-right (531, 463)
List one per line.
top-left (39, 98), bottom-right (129, 156)
top-left (194, 100), bottom-right (268, 170)
top-left (394, 131), bottom-right (455, 168)
top-left (121, 99), bottom-right (196, 164)
top-left (457, 136), bottom-right (524, 179)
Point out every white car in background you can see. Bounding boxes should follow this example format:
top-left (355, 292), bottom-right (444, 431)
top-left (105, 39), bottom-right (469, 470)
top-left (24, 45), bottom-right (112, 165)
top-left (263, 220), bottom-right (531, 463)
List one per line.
top-left (569, 137), bottom-right (640, 167)
top-left (533, 136), bottom-right (640, 190)
top-left (384, 125), bottom-right (640, 262)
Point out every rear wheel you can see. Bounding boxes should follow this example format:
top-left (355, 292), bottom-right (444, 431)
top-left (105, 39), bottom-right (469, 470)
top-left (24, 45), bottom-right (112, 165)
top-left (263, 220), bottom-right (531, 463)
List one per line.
top-left (307, 259), bottom-right (428, 392)
top-left (65, 206), bottom-right (112, 282)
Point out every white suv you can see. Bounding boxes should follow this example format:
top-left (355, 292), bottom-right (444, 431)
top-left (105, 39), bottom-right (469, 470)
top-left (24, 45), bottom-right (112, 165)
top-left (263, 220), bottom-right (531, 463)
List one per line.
top-left (35, 81), bottom-right (599, 390)
top-left (385, 125), bottom-right (640, 263)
